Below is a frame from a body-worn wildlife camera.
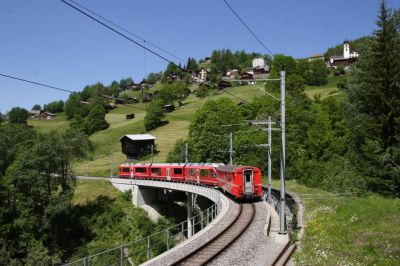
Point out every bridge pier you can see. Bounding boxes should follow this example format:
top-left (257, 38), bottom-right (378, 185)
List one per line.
top-left (187, 192), bottom-right (193, 238)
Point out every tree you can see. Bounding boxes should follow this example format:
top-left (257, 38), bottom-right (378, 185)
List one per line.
top-left (348, 0), bottom-right (400, 195)
top-left (166, 139), bottom-right (187, 162)
top-left (270, 54), bottom-right (297, 77)
top-left (188, 98), bottom-right (242, 163)
top-left (7, 107), bottom-right (30, 124)
top-left (83, 104), bottom-right (109, 135)
top-left (164, 62), bottom-right (183, 77)
top-left (44, 100), bottom-right (64, 113)
top-left (65, 93), bottom-right (88, 119)
top-left (186, 57), bottom-right (198, 72)
top-left (31, 104), bottom-right (41, 111)
top-left (0, 130), bottom-right (89, 263)
top-left (309, 60), bottom-right (329, 85)
top-left (144, 99), bottom-right (165, 131)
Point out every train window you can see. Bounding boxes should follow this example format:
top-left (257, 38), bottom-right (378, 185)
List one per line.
top-left (135, 167), bottom-right (147, 173)
top-left (173, 168), bottom-right (183, 175)
top-left (122, 167), bottom-right (130, 172)
top-left (200, 169), bottom-right (208, 177)
top-left (210, 171), bottom-right (217, 178)
top-left (189, 169), bottom-right (195, 176)
top-left (151, 168), bottom-right (161, 175)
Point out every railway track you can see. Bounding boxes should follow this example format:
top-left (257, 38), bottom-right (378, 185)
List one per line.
top-left (173, 203), bottom-right (256, 266)
top-left (270, 241), bottom-right (296, 266)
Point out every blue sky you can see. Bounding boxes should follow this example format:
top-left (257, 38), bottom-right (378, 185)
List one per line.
top-left (0, 0), bottom-right (398, 112)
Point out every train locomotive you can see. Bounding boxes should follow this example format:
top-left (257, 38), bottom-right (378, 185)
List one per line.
top-left (119, 162), bottom-right (263, 200)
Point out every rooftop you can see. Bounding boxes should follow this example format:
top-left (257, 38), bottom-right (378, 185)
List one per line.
top-left (121, 134), bottom-right (156, 141)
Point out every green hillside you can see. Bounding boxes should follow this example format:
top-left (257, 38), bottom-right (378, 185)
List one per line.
top-left (27, 81), bottom-right (345, 177)
top-left (71, 84), bottom-right (266, 176)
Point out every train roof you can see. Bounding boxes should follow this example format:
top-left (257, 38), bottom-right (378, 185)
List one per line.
top-left (119, 162), bottom-right (225, 167)
top-left (216, 165), bottom-right (255, 172)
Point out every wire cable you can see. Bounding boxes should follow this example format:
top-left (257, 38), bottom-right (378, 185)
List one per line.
top-left (61, 0), bottom-right (251, 104)
top-left (222, 0), bottom-right (273, 56)
top-left (0, 73), bottom-right (74, 93)
top-left (60, 0), bottom-right (179, 68)
top-left (66, 0), bottom-right (186, 64)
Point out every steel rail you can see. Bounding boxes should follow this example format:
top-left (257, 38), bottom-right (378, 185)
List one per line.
top-left (269, 241), bottom-right (297, 266)
top-left (173, 203), bottom-right (255, 265)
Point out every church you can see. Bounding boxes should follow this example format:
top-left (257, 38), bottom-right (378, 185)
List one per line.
top-left (329, 40), bottom-right (359, 68)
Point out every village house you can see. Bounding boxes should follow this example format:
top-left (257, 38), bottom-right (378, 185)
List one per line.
top-left (198, 67), bottom-right (210, 81)
top-left (251, 57), bottom-right (269, 79)
top-left (308, 54), bottom-right (325, 62)
top-left (30, 110), bottom-right (56, 120)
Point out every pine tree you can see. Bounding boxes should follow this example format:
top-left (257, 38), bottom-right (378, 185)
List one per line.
top-left (349, 0), bottom-right (400, 147)
top-left (348, 0), bottom-right (400, 196)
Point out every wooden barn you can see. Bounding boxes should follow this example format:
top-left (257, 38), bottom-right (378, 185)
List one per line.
top-left (120, 134), bottom-right (156, 159)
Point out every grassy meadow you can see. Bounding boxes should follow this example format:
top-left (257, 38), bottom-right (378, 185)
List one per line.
top-left (72, 179), bottom-right (120, 205)
top-left (275, 180), bottom-right (400, 266)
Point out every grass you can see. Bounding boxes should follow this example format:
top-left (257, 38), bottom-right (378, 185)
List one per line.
top-left (274, 180), bottom-right (400, 266)
top-left (304, 75), bottom-right (343, 100)
top-left (27, 114), bottom-right (69, 133)
top-left (72, 179), bottom-right (120, 205)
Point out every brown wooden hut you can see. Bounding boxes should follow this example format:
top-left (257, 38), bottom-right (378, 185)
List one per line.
top-left (120, 134), bottom-right (156, 159)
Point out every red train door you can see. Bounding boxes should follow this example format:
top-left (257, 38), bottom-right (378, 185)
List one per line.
top-left (166, 168), bottom-right (171, 181)
top-left (243, 169), bottom-right (254, 195)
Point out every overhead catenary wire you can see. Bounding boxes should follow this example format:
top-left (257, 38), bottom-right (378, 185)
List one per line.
top-left (222, 0), bottom-right (274, 57)
top-left (0, 73), bottom-right (74, 93)
top-left (66, 0), bottom-right (186, 64)
top-left (61, 0), bottom-right (251, 105)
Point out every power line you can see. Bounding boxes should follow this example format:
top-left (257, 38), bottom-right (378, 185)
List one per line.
top-left (61, 0), bottom-right (251, 105)
top-left (0, 73), bottom-right (74, 93)
top-left (66, 0), bottom-right (186, 64)
top-left (60, 0), bottom-right (179, 68)
top-left (222, 0), bottom-right (274, 56)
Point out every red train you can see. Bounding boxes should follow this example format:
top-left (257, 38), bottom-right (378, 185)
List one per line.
top-left (119, 163), bottom-right (263, 200)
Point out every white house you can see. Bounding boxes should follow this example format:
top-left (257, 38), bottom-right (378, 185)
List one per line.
top-left (199, 68), bottom-right (209, 81)
top-left (252, 57), bottom-right (269, 72)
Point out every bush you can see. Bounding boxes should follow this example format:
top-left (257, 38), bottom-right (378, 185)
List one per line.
top-left (144, 99), bottom-right (165, 131)
top-left (195, 85), bottom-right (208, 98)
top-left (83, 104), bottom-right (109, 135)
top-left (7, 107), bottom-right (30, 124)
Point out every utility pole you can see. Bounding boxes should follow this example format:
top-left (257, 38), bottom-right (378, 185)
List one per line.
top-left (279, 70), bottom-right (286, 234)
top-left (110, 150), bottom-right (114, 178)
top-left (229, 132), bottom-right (233, 165)
top-left (185, 143), bottom-right (188, 163)
top-left (268, 116), bottom-right (272, 199)
top-left (151, 145), bottom-right (154, 164)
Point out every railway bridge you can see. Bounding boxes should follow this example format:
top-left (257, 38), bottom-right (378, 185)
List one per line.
top-left (68, 177), bottom-right (302, 265)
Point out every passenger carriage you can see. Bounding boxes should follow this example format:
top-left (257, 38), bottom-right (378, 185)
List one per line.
top-left (184, 163), bottom-right (222, 186)
top-left (216, 165), bottom-right (262, 199)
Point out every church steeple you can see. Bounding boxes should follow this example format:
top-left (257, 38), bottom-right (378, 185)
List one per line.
top-left (343, 40), bottom-right (350, 59)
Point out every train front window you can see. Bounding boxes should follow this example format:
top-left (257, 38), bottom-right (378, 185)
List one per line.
top-left (135, 167), bottom-right (147, 173)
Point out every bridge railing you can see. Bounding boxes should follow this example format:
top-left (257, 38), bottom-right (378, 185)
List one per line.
top-left (63, 203), bottom-right (218, 266)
